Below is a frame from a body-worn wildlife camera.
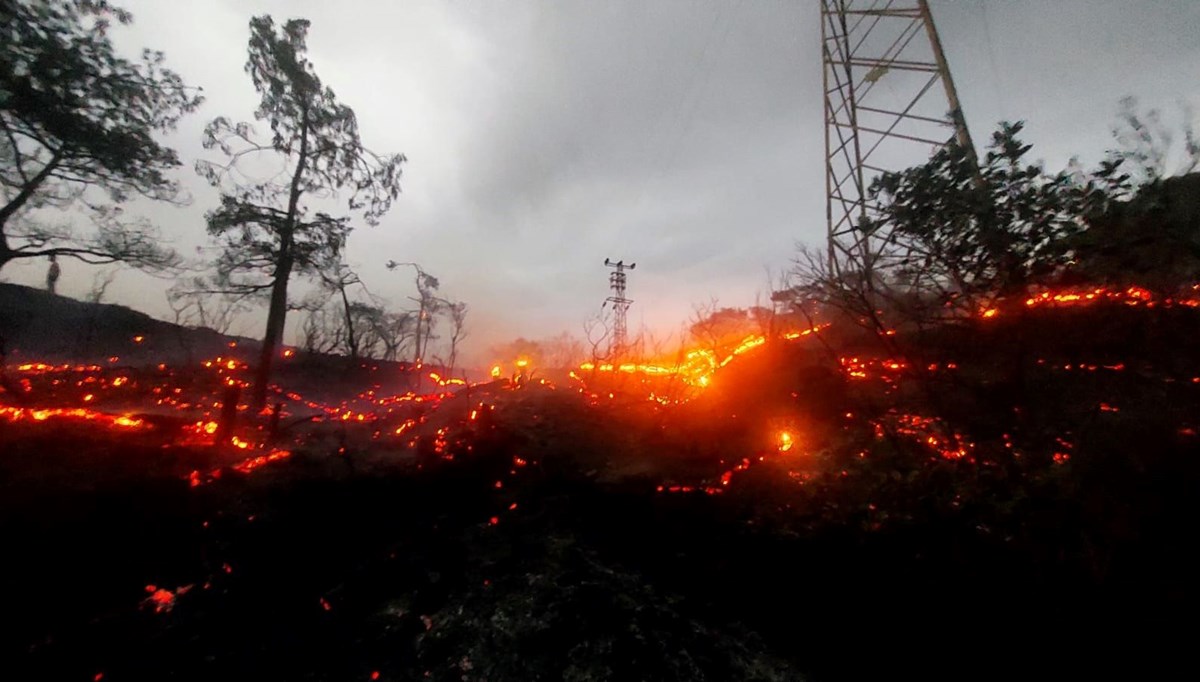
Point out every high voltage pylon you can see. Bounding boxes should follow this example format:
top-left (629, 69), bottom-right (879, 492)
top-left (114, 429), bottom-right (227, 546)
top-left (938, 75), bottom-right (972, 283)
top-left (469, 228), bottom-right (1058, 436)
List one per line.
top-left (603, 258), bottom-right (635, 356)
top-left (822, 0), bottom-right (977, 276)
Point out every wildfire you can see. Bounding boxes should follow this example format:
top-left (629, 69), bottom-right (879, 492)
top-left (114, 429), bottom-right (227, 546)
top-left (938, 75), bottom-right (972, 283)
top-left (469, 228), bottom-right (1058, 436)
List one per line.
top-left (979, 284), bottom-right (1200, 319)
top-left (14, 362), bottom-right (104, 374)
top-left (231, 448), bottom-right (292, 474)
top-left (4, 277), bottom-right (1195, 515)
top-left (1, 406), bottom-right (147, 430)
top-left (427, 371), bottom-right (466, 387)
top-left (778, 431), bottom-right (794, 452)
top-left (576, 323), bottom-right (829, 397)
top-left (875, 412), bottom-right (974, 461)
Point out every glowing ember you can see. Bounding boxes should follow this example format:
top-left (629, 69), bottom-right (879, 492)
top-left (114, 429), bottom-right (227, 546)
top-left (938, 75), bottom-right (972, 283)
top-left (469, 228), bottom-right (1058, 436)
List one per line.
top-left (147, 588), bottom-right (175, 612)
top-left (575, 323), bottom-right (829, 396)
top-left (778, 431), bottom-right (794, 452)
top-left (5, 279), bottom-right (1194, 528)
top-left (876, 412), bottom-right (975, 461)
top-left (1, 406), bottom-right (147, 430)
top-left (142, 583), bottom-right (191, 613)
top-left (1018, 285), bottom-right (1198, 311)
top-left (230, 449), bottom-right (292, 474)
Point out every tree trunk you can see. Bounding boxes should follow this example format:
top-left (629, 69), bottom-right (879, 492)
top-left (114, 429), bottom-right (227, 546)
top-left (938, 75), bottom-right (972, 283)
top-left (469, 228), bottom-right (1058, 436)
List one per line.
top-left (413, 302), bottom-right (425, 366)
top-left (252, 252), bottom-right (293, 410)
top-left (411, 302), bottom-right (425, 391)
top-left (251, 103), bottom-right (310, 410)
top-left (339, 283), bottom-right (358, 362)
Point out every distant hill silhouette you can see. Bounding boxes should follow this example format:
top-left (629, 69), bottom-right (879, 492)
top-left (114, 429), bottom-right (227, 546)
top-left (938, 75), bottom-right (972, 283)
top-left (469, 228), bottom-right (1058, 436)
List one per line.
top-left (0, 283), bottom-right (453, 398)
top-left (0, 282), bottom-right (259, 365)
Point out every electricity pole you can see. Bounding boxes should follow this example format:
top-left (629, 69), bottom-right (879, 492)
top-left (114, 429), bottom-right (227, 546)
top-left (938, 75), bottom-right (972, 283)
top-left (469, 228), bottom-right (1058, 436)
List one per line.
top-left (603, 258), bottom-right (635, 356)
top-left (821, 0), bottom-right (977, 277)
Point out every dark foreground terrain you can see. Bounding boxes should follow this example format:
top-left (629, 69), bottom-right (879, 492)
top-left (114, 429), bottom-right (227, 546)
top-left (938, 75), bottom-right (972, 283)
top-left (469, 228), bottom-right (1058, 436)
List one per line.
top-left (3, 299), bottom-right (1200, 681)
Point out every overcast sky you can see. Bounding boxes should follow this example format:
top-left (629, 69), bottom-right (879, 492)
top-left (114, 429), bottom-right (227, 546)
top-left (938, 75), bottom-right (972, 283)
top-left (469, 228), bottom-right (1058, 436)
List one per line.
top-left (6, 0), bottom-right (1198, 363)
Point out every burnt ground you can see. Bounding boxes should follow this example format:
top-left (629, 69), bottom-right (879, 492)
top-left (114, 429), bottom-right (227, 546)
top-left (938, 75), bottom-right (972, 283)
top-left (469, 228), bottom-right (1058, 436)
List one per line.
top-left (2, 384), bottom-right (1197, 681)
top-left (3, 304), bottom-right (1200, 681)
top-left (1, 388), bottom-right (798, 682)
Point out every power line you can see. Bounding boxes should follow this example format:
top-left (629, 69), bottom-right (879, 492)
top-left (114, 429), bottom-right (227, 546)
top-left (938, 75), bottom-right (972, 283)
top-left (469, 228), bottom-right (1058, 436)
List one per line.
top-left (602, 258), bottom-right (636, 356)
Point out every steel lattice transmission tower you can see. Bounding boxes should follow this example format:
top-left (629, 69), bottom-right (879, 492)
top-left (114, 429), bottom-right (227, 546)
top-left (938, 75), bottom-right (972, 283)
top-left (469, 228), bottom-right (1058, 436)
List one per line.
top-left (603, 258), bottom-right (636, 355)
top-left (822, 0), bottom-right (977, 276)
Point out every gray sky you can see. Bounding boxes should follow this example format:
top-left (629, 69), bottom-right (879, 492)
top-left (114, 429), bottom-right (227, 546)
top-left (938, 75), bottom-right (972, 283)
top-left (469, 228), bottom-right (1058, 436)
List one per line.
top-left (6, 0), bottom-right (1199, 363)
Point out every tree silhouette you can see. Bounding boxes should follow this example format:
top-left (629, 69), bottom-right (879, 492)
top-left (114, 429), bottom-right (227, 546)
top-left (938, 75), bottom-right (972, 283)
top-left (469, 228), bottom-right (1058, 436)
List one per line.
top-left (0, 0), bottom-right (202, 272)
top-left (386, 260), bottom-right (440, 371)
top-left (441, 300), bottom-right (468, 376)
top-left (196, 15), bottom-right (404, 408)
top-left (802, 122), bottom-right (1127, 341)
top-left (314, 255), bottom-right (366, 361)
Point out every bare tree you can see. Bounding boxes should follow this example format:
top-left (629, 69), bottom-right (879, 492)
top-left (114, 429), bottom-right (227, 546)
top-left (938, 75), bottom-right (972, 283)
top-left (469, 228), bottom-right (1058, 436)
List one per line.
top-left (300, 303), bottom-right (340, 355)
top-left (86, 267), bottom-right (120, 303)
top-left (386, 261), bottom-right (440, 367)
top-left (347, 302), bottom-right (388, 360)
top-left (372, 309), bottom-right (416, 362)
top-left (583, 311), bottom-right (612, 370)
top-left (314, 256), bottom-right (367, 361)
top-left (541, 331), bottom-right (585, 369)
top-left (167, 280), bottom-right (253, 335)
top-left (442, 300), bottom-right (468, 376)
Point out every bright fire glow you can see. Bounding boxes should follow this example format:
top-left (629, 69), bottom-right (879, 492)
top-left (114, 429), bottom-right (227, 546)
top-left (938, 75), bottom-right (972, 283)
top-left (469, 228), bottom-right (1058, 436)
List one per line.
top-left (778, 431), bottom-right (794, 452)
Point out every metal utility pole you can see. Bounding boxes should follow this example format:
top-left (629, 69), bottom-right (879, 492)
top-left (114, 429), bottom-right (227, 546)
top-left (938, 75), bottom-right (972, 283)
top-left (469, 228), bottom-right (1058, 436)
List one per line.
top-left (821, 0), bottom-right (977, 275)
top-left (603, 258), bottom-right (635, 356)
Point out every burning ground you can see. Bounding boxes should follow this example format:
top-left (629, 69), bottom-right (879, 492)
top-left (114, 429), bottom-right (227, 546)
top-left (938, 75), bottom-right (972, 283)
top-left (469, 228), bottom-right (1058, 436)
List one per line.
top-left (2, 285), bottom-right (1200, 681)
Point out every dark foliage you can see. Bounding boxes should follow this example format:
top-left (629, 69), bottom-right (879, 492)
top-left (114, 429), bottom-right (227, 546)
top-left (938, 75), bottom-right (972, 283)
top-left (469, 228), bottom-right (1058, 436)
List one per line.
top-left (0, 0), bottom-right (201, 271)
top-left (1072, 172), bottom-right (1200, 291)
